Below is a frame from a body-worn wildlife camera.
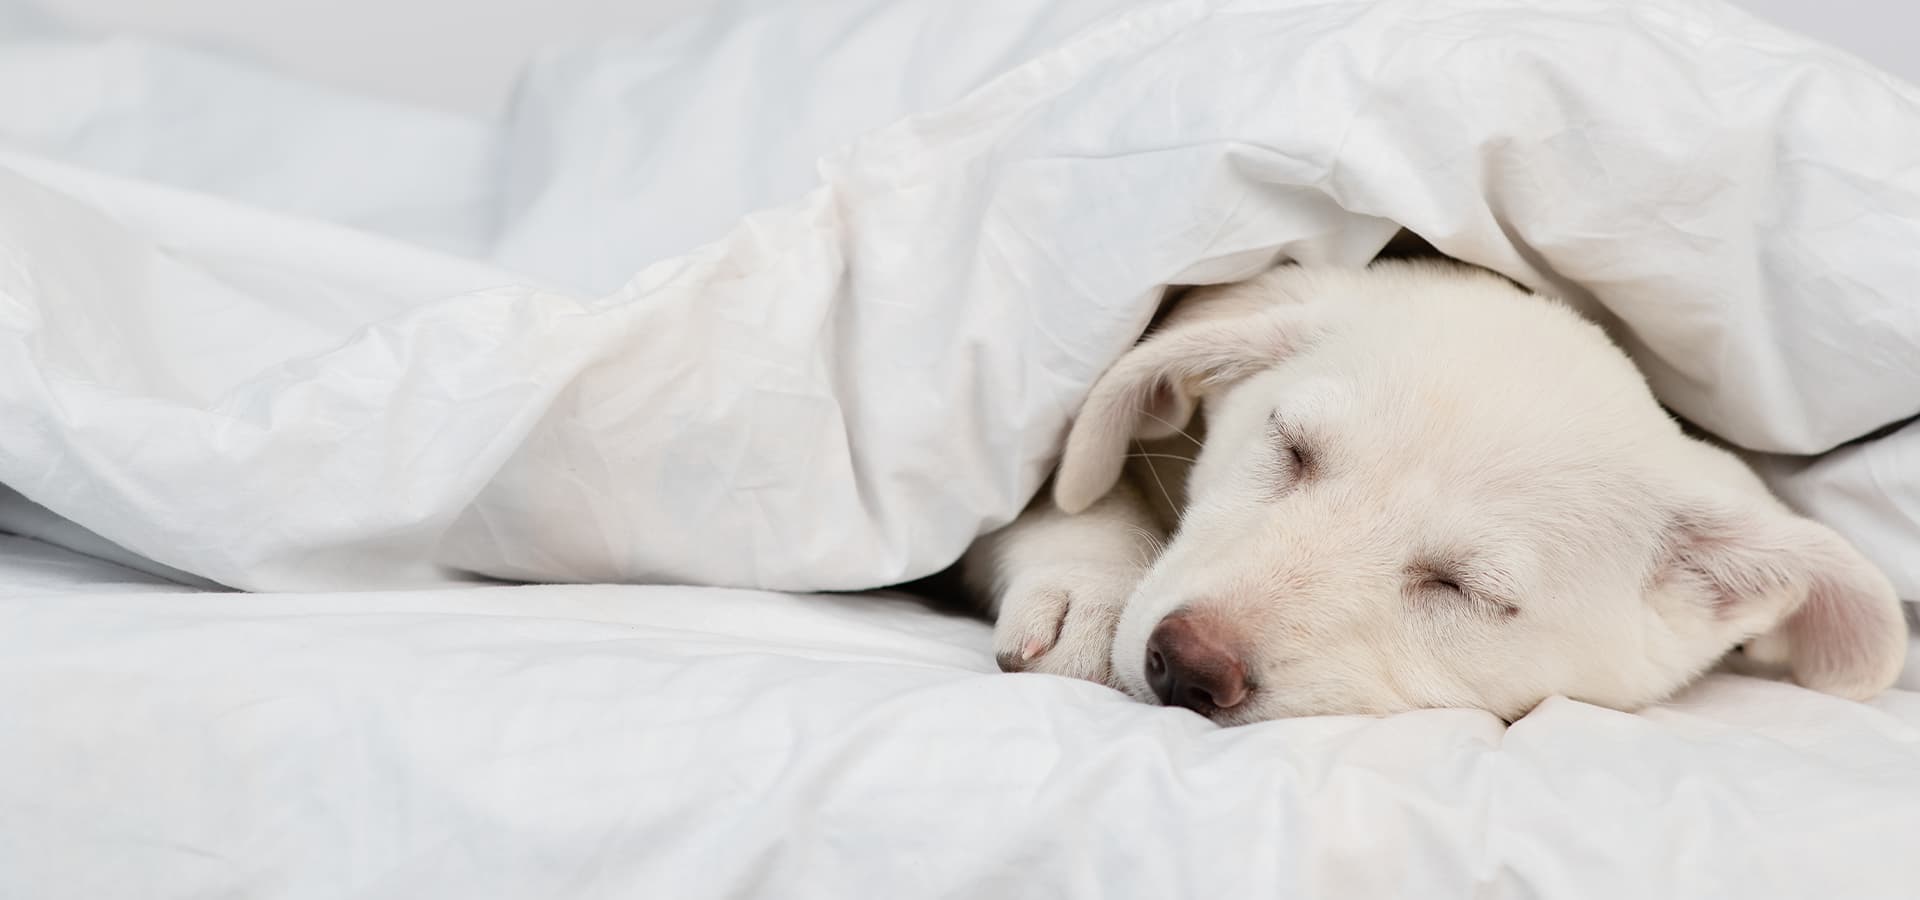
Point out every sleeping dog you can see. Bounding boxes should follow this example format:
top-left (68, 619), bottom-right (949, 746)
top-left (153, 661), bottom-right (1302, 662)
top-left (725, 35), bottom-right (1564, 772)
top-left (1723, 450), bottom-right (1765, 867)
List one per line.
top-left (962, 259), bottom-right (1907, 724)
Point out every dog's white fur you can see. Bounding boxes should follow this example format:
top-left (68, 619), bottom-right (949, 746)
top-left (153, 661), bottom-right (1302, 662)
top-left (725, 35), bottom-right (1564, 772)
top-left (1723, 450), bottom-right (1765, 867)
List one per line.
top-left (964, 260), bottom-right (1908, 724)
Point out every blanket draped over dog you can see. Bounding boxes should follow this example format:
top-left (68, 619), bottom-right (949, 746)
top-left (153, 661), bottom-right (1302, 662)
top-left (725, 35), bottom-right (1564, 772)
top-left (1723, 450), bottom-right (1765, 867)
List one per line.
top-left (0, 0), bottom-right (1914, 599)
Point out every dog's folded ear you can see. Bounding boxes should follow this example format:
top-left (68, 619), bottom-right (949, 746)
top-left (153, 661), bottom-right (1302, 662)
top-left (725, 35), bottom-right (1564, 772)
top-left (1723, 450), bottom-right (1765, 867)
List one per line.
top-left (1052, 307), bottom-right (1320, 514)
top-left (1658, 500), bottom-right (1908, 701)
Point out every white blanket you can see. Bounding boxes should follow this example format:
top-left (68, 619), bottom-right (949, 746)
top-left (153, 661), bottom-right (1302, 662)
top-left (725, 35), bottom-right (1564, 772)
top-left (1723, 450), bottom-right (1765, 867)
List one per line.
top-left (0, 0), bottom-right (1914, 597)
top-left (5, 1), bottom-right (1920, 896)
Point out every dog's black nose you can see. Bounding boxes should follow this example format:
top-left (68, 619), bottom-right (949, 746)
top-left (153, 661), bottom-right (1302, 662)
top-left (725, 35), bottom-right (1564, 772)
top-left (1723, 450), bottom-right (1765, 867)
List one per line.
top-left (1145, 610), bottom-right (1249, 714)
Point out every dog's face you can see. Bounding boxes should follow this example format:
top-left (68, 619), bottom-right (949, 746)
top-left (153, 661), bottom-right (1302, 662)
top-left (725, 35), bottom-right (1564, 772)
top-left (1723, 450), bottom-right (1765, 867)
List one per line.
top-left (1054, 262), bottom-right (1905, 724)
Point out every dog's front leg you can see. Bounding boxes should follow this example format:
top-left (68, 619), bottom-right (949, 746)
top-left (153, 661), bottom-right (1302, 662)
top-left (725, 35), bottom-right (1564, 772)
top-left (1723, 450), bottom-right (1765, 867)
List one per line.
top-left (963, 481), bottom-right (1164, 687)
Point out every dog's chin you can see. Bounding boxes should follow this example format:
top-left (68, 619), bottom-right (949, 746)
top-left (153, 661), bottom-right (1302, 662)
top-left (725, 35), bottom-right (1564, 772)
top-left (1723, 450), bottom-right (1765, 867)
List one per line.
top-left (1107, 607), bottom-right (1166, 705)
top-left (1208, 706), bottom-right (1275, 728)
top-left (1108, 645), bottom-right (1158, 706)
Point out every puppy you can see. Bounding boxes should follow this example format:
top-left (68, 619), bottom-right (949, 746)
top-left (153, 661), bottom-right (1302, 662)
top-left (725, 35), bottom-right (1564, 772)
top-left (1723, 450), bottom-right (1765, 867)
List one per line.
top-left (963, 260), bottom-right (1907, 724)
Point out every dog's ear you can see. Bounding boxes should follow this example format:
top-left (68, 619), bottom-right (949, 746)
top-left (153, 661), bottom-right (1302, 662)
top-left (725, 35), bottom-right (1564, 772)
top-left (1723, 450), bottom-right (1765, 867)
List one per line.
top-left (1052, 308), bottom-right (1320, 513)
top-left (1658, 500), bottom-right (1907, 700)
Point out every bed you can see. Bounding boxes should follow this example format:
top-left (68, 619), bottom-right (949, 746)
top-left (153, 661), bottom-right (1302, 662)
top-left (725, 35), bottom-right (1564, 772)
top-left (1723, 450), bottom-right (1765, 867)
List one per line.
top-left (4, 0), bottom-right (1919, 896)
top-left (8, 530), bottom-right (1920, 897)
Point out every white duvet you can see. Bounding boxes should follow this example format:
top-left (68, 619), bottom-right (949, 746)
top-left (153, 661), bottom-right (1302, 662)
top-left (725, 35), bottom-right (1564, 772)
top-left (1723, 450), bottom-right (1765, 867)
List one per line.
top-left (4, 0), bottom-right (1920, 896)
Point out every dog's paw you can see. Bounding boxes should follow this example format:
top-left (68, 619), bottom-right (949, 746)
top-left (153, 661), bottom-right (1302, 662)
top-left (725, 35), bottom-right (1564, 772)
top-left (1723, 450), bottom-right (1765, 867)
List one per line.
top-left (992, 570), bottom-right (1136, 687)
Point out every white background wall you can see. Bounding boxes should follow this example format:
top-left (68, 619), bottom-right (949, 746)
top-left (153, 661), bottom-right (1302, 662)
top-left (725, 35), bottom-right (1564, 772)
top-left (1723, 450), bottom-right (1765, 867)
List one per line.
top-left (18, 0), bottom-right (1920, 116)
top-left (22, 0), bottom-right (714, 114)
top-left (1733, 0), bottom-right (1913, 84)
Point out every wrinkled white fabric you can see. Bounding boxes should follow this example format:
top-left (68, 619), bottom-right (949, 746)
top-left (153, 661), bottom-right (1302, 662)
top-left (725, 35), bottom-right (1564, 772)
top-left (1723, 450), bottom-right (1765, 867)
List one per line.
top-left (2, 538), bottom-right (1918, 899)
top-left (4, 2), bottom-right (1920, 896)
top-left (0, 0), bottom-right (1914, 600)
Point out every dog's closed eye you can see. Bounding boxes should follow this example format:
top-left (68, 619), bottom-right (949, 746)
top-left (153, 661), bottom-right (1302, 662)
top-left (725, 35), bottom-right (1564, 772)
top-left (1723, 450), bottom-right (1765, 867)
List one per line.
top-left (1410, 571), bottom-right (1470, 605)
top-left (1264, 413), bottom-right (1314, 488)
top-left (1408, 563), bottom-right (1521, 620)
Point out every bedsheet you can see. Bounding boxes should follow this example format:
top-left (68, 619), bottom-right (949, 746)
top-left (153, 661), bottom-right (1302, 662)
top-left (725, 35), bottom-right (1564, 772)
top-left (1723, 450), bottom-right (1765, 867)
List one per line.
top-left (4, 536), bottom-right (1920, 898)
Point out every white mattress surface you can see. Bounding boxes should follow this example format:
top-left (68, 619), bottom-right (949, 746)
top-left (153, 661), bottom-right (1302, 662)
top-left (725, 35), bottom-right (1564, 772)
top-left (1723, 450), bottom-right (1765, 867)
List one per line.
top-left (5, 538), bottom-right (1920, 897)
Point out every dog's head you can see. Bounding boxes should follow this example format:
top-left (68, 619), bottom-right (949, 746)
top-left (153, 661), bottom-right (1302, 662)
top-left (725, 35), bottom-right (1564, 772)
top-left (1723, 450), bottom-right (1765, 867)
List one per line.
top-left (1056, 261), bottom-right (1906, 724)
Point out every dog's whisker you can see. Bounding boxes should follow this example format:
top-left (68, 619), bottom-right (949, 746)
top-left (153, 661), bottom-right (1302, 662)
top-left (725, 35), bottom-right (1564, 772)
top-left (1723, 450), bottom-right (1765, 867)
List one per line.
top-left (1135, 408), bottom-right (1203, 448)
top-left (1135, 440), bottom-right (1180, 519)
top-left (1126, 526), bottom-right (1167, 565)
top-left (1127, 451), bottom-right (1196, 465)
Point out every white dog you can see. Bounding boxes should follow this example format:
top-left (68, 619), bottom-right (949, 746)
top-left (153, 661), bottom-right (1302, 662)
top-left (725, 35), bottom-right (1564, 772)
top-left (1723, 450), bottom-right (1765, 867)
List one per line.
top-left (963, 259), bottom-right (1908, 724)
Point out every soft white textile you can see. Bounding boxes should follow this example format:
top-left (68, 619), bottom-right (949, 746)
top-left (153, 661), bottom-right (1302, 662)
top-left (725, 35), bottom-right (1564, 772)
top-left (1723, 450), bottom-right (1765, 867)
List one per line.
top-left (0, 0), bottom-right (1915, 596)
top-left (2, 1), bottom-right (1920, 896)
top-left (2, 536), bottom-right (1919, 898)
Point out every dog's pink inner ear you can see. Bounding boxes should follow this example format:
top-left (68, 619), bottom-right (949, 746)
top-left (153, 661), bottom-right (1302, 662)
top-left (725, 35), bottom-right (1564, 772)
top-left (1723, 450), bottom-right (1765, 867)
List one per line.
top-left (1786, 573), bottom-right (1907, 697)
top-left (1667, 505), bottom-right (1906, 701)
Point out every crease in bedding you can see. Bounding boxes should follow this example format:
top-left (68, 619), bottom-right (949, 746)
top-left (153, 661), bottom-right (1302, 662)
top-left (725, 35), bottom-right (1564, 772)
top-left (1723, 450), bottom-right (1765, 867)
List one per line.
top-left (0, 0), bottom-right (1914, 601)
top-left (2, 1), bottom-right (1920, 895)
